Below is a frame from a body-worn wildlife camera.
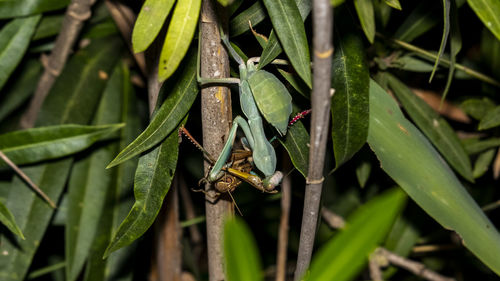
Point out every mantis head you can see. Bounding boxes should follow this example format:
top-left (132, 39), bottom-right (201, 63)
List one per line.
top-left (263, 171), bottom-right (284, 192)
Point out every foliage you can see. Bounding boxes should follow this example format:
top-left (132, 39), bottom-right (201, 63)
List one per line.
top-left (0, 0), bottom-right (500, 280)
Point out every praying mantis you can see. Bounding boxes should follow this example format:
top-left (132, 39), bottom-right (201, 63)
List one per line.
top-left (179, 126), bottom-right (276, 195)
top-left (197, 28), bottom-right (293, 192)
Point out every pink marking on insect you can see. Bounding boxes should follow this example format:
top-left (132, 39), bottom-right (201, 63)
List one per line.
top-left (288, 109), bottom-right (311, 127)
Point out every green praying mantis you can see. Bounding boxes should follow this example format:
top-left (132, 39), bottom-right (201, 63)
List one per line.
top-left (197, 28), bottom-right (294, 192)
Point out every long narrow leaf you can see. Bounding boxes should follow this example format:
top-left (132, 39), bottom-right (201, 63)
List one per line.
top-left (429, 0), bottom-right (451, 82)
top-left (0, 37), bottom-right (122, 281)
top-left (262, 0), bottom-right (311, 88)
top-left (158, 0), bottom-right (201, 81)
top-left (108, 51), bottom-right (198, 168)
top-left (467, 0), bottom-right (500, 40)
top-left (230, 2), bottom-right (267, 37)
top-left (386, 74), bottom-right (473, 181)
top-left (354, 0), bottom-right (375, 43)
top-left (65, 65), bottom-right (125, 281)
top-left (0, 60), bottom-right (41, 123)
top-left (224, 218), bottom-right (263, 281)
top-left (84, 63), bottom-right (140, 281)
top-left (0, 200), bottom-right (24, 239)
top-left (0, 15), bottom-right (40, 91)
top-left (0, 0), bottom-right (68, 19)
top-left (104, 118), bottom-right (182, 257)
top-left (442, 0), bottom-right (462, 99)
top-left (306, 188), bottom-right (406, 281)
top-left (279, 120), bottom-right (309, 177)
top-left (367, 79), bottom-right (500, 276)
top-left (0, 124), bottom-right (123, 167)
top-left (331, 13), bottom-right (370, 169)
top-left (258, 0), bottom-right (311, 70)
top-left (132, 0), bottom-right (176, 53)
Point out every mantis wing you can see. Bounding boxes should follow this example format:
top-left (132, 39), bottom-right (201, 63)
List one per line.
top-left (248, 70), bottom-right (292, 136)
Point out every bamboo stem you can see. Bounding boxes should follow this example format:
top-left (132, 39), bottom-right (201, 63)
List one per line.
top-left (294, 0), bottom-right (333, 279)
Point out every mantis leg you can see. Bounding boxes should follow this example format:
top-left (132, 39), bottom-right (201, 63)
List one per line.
top-left (207, 116), bottom-right (255, 182)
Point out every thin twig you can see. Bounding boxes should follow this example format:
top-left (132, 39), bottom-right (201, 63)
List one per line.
top-left (179, 172), bottom-right (204, 260)
top-left (294, 1), bottom-right (333, 280)
top-left (321, 210), bottom-right (456, 281)
top-left (383, 35), bottom-right (500, 88)
top-left (412, 244), bottom-right (458, 254)
top-left (375, 248), bottom-right (456, 281)
top-left (200, 1), bottom-right (233, 280)
top-left (154, 177), bottom-right (182, 281)
top-left (276, 156), bottom-right (292, 281)
top-left (0, 151), bottom-right (56, 208)
top-left (104, 0), bottom-right (147, 76)
top-left (369, 257), bottom-right (384, 281)
top-left (482, 199), bottom-right (500, 212)
top-left (20, 0), bottom-right (96, 129)
top-left (321, 207), bottom-right (345, 229)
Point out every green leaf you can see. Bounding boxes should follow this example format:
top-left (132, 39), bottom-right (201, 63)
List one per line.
top-left (37, 37), bottom-right (123, 126)
top-left (467, 0), bottom-right (500, 40)
top-left (354, 0), bottom-right (375, 43)
top-left (428, 0), bottom-right (450, 82)
top-left (391, 55), bottom-right (435, 72)
top-left (84, 63), bottom-right (140, 281)
top-left (394, 0), bottom-right (440, 42)
top-left (375, 0), bottom-right (393, 27)
top-left (132, 0), bottom-right (175, 53)
top-left (382, 215), bottom-right (420, 278)
top-left (0, 15), bottom-right (41, 92)
top-left (0, 38), bottom-right (122, 281)
top-left (481, 28), bottom-right (500, 80)
top-left (65, 65), bottom-right (125, 281)
top-left (473, 149), bottom-right (495, 178)
top-left (0, 124), bottom-right (123, 167)
top-left (277, 69), bottom-right (310, 98)
top-left (103, 119), bottom-right (183, 257)
top-left (464, 138), bottom-right (500, 155)
top-left (442, 0), bottom-right (462, 99)
top-left (32, 15), bottom-right (63, 40)
top-left (279, 120), bottom-right (309, 177)
top-left (355, 161), bottom-right (371, 188)
top-left (230, 1), bottom-right (267, 37)
top-left (158, 0), bottom-right (201, 81)
top-left (258, 0), bottom-right (311, 70)
top-left (224, 217), bottom-right (263, 281)
top-left (331, 16), bottom-right (370, 169)
top-left (367, 79), bottom-right (500, 276)
top-left (108, 51), bottom-right (198, 168)
top-left (306, 188), bottom-right (406, 281)
top-left (386, 74), bottom-right (473, 181)
top-left (0, 59), bottom-right (41, 123)
top-left (384, 0), bottom-right (401, 10)
top-left (0, 0), bottom-right (68, 19)
top-left (460, 98), bottom-right (496, 120)
top-left (479, 106), bottom-right (500, 130)
top-left (0, 200), bottom-right (24, 239)
top-left (262, 0), bottom-right (311, 88)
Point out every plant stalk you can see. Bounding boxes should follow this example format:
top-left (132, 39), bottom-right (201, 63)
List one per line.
top-left (20, 0), bottom-right (96, 129)
top-left (294, 0), bottom-right (333, 280)
top-left (200, 1), bottom-right (233, 280)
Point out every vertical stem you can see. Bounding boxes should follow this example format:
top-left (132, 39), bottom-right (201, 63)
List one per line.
top-left (200, 1), bottom-right (233, 280)
top-left (294, 0), bottom-right (333, 280)
top-left (20, 0), bottom-right (96, 129)
top-left (155, 178), bottom-right (182, 281)
top-left (276, 156), bottom-right (292, 281)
